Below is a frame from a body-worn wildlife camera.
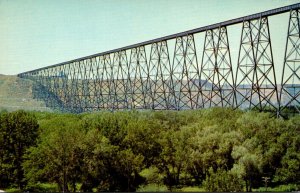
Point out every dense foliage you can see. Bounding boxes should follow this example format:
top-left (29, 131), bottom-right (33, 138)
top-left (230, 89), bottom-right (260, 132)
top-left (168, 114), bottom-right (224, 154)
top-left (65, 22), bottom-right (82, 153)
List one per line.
top-left (0, 110), bottom-right (39, 189)
top-left (0, 108), bottom-right (299, 192)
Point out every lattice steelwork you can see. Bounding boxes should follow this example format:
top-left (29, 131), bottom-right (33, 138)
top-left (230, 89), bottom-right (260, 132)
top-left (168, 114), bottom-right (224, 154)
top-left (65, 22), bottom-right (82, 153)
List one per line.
top-left (201, 26), bottom-right (235, 108)
top-left (149, 42), bottom-right (172, 110)
top-left (280, 9), bottom-right (300, 115)
top-left (235, 17), bottom-right (279, 111)
top-left (172, 35), bottom-right (201, 110)
top-left (18, 4), bottom-right (300, 115)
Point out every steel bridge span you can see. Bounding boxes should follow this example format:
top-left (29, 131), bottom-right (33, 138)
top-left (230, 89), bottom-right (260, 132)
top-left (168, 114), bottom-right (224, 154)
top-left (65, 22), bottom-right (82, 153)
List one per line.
top-left (18, 3), bottom-right (300, 116)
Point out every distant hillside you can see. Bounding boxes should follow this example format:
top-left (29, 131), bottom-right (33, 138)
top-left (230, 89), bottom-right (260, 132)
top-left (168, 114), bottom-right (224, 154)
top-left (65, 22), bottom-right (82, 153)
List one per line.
top-left (1, 74), bottom-right (296, 112)
top-left (0, 75), bottom-right (52, 112)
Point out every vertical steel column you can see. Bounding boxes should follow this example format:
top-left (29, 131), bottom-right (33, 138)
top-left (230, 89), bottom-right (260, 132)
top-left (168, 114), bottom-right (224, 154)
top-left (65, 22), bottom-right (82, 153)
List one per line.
top-left (76, 60), bottom-right (84, 111)
top-left (148, 44), bottom-right (157, 109)
top-left (132, 47), bottom-right (138, 109)
top-left (214, 27), bottom-right (235, 107)
top-left (94, 57), bottom-right (102, 110)
top-left (32, 70), bottom-right (42, 102)
top-left (112, 52), bottom-right (120, 109)
top-left (253, 17), bottom-right (279, 111)
top-left (69, 63), bottom-right (76, 112)
top-left (89, 57), bottom-right (98, 111)
top-left (138, 46), bottom-right (150, 109)
top-left (171, 35), bottom-right (201, 110)
top-left (60, 65), bottom-right (67, 110)
top-left (57, 65), bottom-right (66, 110)
top-left (73, 61), bottom-right (82, 113)
top-left (148, 41), bottom-right (172, 109)
top-left (64, 63), bottom-right (72, 111)
top-left (235, 20), bottom-right (257, 109)
top-left (236, 18), bottom-right (278, 111)
top-left (43, 69), bottom-right (50, 107)
top-left (200, 29), bottom-right (217, 108)
top-left (48, 68), bottom-right (56, 109)
top-left (84, 58), bottom-right (95, 111)
top-left (127, 49), bottom-right (134, 109)
top-left (112, 50), bottom-right (130, 109)
top-left (200, 26), bottom-right (235, 108)
top-left (110, 53), bottom-right (118, 110)
top-left (98, 56), bottom-right (106, 109)
top-left (65, 64), bottom-right (72, 111)
top-left (81, 60), bottom-right (89, 111)
top-left (52, 67), bottom-right (58, 110)
top-left (171, 37), bottom-right (186, 109)
top-left (280, 9), bottom-right (300, 115)
top-left (103, 54), bottom-right (113, 110)
top-left (70, 62), bottom-right (78, 112)
top-left (122, 50), bottom-right (131, 109)
top-left (53, 66), bottom-right (59, 108)
top-left (41, 70), bottom-right (48, 101)
top-left (129, 47), bottom-right (145, 109)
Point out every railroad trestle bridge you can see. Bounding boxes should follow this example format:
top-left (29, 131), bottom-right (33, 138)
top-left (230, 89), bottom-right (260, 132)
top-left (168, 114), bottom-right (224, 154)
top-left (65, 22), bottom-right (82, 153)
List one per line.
top-left (18, 3), bottom-right (300, 116)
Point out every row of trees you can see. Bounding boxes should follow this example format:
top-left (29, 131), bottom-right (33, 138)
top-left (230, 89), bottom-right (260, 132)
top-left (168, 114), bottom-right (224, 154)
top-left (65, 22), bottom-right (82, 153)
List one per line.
top-left (0, 108), bottom-right (299, 192)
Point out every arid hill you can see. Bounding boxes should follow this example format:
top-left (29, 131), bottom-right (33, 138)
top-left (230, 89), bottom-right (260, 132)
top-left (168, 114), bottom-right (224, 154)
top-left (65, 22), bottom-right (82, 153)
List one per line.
top-left (0, 75), bottom-right (51, 112)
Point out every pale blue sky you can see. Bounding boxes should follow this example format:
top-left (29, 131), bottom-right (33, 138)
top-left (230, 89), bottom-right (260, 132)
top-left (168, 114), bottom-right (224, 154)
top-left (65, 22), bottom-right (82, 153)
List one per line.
top-left (0, 0), bottom-right (299, 75)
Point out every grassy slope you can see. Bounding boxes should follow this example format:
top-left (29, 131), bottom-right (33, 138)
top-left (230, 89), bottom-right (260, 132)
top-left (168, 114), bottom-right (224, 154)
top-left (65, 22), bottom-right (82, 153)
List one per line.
top-left (0, 75), bottom-right (51, 112)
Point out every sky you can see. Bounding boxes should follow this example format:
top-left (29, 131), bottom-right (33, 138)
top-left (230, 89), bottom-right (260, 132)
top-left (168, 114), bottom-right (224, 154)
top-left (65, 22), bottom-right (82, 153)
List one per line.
top-left (0, 0), bottom-right (299, 75)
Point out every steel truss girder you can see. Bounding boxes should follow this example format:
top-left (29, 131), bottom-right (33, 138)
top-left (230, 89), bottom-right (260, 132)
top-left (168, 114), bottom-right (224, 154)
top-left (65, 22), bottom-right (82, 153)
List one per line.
top-left (235, 17), bottom-right (279, 111)
top-left (280, 9), bottom-right (300, 115)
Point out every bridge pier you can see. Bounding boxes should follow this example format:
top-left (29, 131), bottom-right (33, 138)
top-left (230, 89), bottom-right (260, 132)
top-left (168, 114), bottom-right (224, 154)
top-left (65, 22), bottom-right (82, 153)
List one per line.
top-left (235, 17), bottom-right (279, 112)
top-left (200, 26), bottom-right (235, 108)
top-left (148, 42), bottom-right (172, 110)
top-left (280, 9), bottom-right (300, 116)
top-left (172, 35), bottom-right (200, 110)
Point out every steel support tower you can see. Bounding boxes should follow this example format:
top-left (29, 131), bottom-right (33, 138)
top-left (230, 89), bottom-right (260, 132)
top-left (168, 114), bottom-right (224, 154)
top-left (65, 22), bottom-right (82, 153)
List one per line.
top-left (18, 3), bottom-right (300, 115)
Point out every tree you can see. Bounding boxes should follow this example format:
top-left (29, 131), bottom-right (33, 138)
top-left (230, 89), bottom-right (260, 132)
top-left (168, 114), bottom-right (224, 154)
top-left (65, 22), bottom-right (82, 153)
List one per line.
top-left (274, 116), bottom-right (300, 185)
top-left (0, 110), bottom-right (39, 189)
top-left (23, 114), bottom-right (84, 192)
top-left (155, 129), bottom-right (190, 190)
top-left (79, 111), bottom-right (146, 192)
top-left (203, 167), bottom-right (244, 192)
top-left (233, 111), bottom-right (282, 191)
top-left (187, 108), bottom-right (242, 185)
top-left (77, 127), bottom-right (112, 192)
top-left (14, 109), bottom-right (300, 191)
